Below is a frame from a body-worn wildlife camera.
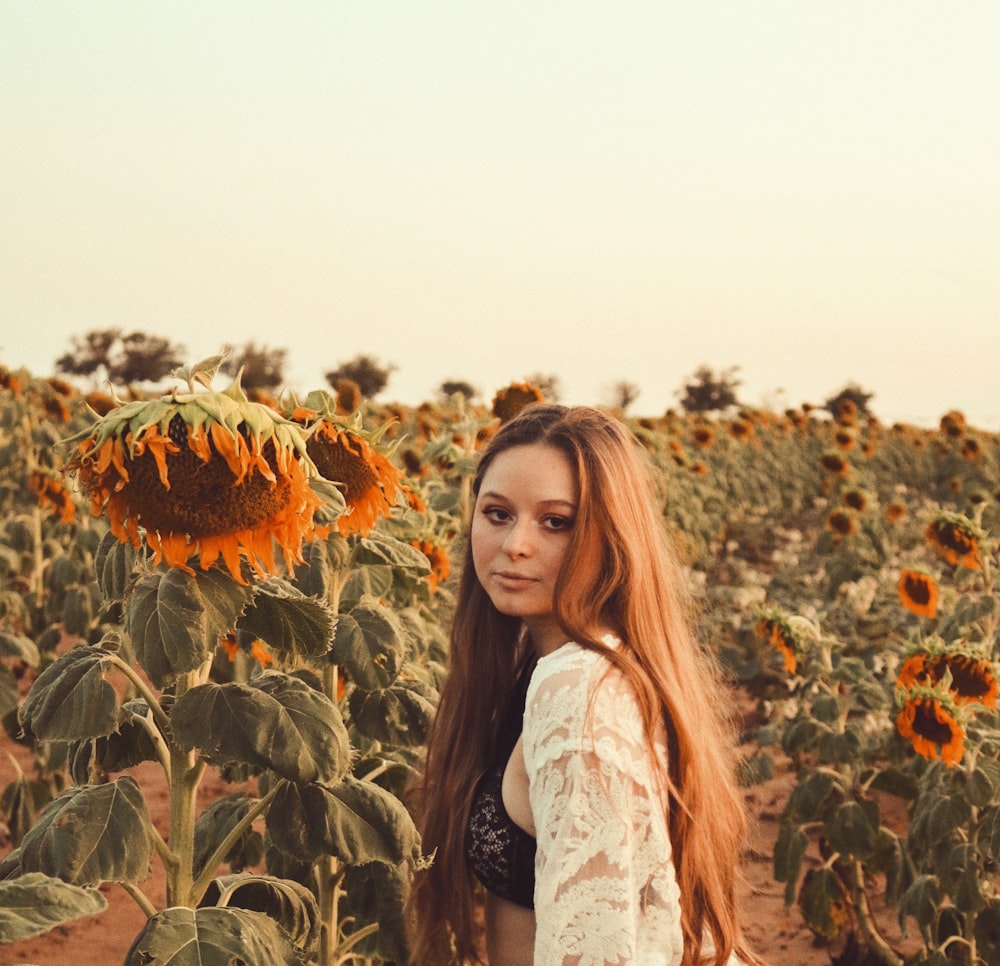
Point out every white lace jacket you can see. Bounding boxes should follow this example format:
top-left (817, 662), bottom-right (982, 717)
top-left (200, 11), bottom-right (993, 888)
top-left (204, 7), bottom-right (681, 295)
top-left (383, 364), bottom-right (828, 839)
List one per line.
top-left (523, 641), bottom-right (744, 966)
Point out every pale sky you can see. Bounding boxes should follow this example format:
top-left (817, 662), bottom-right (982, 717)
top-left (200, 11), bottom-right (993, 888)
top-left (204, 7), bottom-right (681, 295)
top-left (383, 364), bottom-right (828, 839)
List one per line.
top-left (2, 2), bottom-right (998, 427)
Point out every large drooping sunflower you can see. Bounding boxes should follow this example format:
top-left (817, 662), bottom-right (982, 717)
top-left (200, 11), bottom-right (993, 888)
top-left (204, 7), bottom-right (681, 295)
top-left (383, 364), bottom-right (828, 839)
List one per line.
top-left (291, 398), bottom-right (404, 537)
top-left (63, 369), bottom-right (328, 584)
top-left (754, 611), bottom-right (809, 675)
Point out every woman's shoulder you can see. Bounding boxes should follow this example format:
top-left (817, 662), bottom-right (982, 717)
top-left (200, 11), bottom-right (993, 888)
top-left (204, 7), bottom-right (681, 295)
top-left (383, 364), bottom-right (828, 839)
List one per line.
top-left (526, 638), bottom-right (617, 702)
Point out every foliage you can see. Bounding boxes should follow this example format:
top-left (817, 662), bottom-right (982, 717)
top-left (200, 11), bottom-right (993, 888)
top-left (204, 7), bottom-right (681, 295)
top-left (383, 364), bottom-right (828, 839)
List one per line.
top-left (825, 382), bottom-right (876, 421)
top-left (4, 359), bottom-right (1000, 964)
top-left (676, 364), bottom-right (742, 413)
top-left (55, 328), bottom-right (187, 385)
top-left (324, 355), bottom-right (396, 400)
top-left (220, 341), bottom-right (289, 391)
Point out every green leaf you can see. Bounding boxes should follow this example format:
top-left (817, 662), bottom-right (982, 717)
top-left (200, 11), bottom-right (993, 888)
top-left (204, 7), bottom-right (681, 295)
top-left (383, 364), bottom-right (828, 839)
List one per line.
top-left (193, 795), bottom-right (265, 877)
top-left (19, 777), bottom-right (154, 886)
top-left (898, 874), bottom-right (941, 934)
top-left (124, 905), bottom-right (303, 965)
top-left (237, 578), bottom-right (335, 660)
top-left (0, 630), bottom-right (39, 665)
top-left (0, 871), bottom-right (107, 942)
top-left (268, 776), bottom-right (422, 867)
top-left (126, 565), bottom-right (250, 687)
top-left (171, 671), bottom-right (350, 785)
top-left (974, 901), bottom-right (1000, 961)
top-left (332, 598), bottom-right (407, 690)
top-left (348, 675), bottom-right (436, 746)
top-left (355, 532), bottom-right (431, 573)
top-left (62, 585), bottom-right (93, 636)
top-left (773, 824), bottom-right (808, 903)
top-left (869, 767), bottom-right (919, 801)
top-left (798, 866), bottom-right (849, 940)
top-left (19, 646), bottom-right (118, 741)
top-left (781, 770), bottom-right (835, 824)
top-left (292, 539), bottom-right (333, 598)
top-left (341, 564), bottom-right (393, 605)
top-left (94, 531), bottom-right (141, 602)
top-left (824, 801), bottom-right (877, 859)
top-left (340, 861), bottom-right (411, 962)
top-left (200, 873), bottom-right (319, 955)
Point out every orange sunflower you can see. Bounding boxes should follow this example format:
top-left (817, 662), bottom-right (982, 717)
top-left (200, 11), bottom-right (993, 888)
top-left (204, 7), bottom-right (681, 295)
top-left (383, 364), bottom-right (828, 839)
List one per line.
top-left (63, 374), bottom-right (327, 584)
top-left (897, 647), bottom-right (997, 708)
top-left (925, 513), bottom-right (983, 571)
top-left (298, 411), bottom-right (404, 537)
top-left (754, 612), bottom-right (805, 674)
top-left (896, 692), bottom-right (965, 767)
top-left (411, 539), bottom-right (451, 593)
top-left (819, 452), bottom-right (850, 477)
top-left (29, 469), bottom-right (76, 524)
top-left (897, 569), bottom-right (938, 619)
top-left (491, 382), bottom-right (545, 424)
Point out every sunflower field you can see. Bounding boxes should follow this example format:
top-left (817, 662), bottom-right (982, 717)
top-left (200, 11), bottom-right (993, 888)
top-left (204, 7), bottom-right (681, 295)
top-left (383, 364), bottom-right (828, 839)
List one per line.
top-left (0, 359), bottom-right (998, 965)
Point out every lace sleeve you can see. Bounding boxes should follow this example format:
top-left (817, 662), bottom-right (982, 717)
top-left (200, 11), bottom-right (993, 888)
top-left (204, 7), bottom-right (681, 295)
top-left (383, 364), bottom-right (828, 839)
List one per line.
top-left (523, 644), bottom-right (685, 966)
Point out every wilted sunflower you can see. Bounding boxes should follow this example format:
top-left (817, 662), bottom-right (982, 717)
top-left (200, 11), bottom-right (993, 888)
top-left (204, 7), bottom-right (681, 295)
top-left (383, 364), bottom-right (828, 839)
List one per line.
top-left (754, 613), bottom-right (806, 674)
top-left (896, 691), bottom-right (965, 767)
top-left (63, 369), bottom-right (326, 584)
top-left (296, 408), bottom-right (403, 537)
top-left (925, 513), bottom-right (983, 571)
top-left (897, 646), bottom-right (997, 708)
top-left (491, 382), bottom-right (545, 424)
top-left (897, 569), bottom-right (938, 619)
top-left (29, 469), bottom-right (76, 524)
top-left (412, 539), bottom-right (451, 593)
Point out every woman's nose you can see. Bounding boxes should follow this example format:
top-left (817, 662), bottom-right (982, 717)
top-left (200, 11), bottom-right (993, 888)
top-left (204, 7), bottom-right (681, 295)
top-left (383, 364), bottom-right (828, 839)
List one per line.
top-left (502, 520), bottom-right (532, 556)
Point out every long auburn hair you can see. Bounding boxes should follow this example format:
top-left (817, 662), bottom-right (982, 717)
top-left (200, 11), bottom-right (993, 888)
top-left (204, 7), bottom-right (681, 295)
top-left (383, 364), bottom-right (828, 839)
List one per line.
top-left (409, 404), bottom-right (761, 966)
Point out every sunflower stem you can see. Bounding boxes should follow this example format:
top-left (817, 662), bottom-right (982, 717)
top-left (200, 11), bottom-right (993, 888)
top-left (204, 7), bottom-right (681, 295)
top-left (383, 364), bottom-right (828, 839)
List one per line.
top-left (189, 782), bottom-right (280, 906)
top-left (849, 859), bottom-right (903, 966)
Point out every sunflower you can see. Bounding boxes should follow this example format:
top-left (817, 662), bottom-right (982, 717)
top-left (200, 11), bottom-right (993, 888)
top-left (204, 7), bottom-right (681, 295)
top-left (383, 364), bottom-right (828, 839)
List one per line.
top-left (491, 382), bottom-right (545, 424)
top-left (885, 503), bottom-right (907, 524)
top-left (827, 509), bottom-right (856, 537)
top-left (897, 646), bottom-right (997, 709)
top-left (692, 426), bottom-right (715, 448)
top-left (412, 539), bottom-right (451, 593)
top-left (833, 398), bottom-right (857, 427)
top-left (754, 613), bottom-right (806, 675)
top-left (925, 513), bottom-right (983, 571)
top-left (29, 470), bottom-right (76, 525)
top-left (940, 410), bottom-right (966, 438)
top-left (299, 411), bottom-right (403, 537)
top-left (63, 372), bottom-right (326, 584)
top-left (727, 418), bottom-right (753, 440)
top-left (833, 428), bottom-right (855, 451)
top-left (897, 569), bottom-right (938, 619)
top-left (819, 452), bottom-right (850, 477)
top-left (960, 437), bottom-right (981, 461)
top-left (896, 692), bottom-right (965, 766)
top-left (220, 631), bottom-right (273, 667)
top-left (842, 488), bottom-right (868, 512)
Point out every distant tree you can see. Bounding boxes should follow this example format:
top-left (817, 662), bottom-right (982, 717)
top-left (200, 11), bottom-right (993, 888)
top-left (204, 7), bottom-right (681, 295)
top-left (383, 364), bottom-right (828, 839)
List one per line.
top-left (677, 365), bottom-right (742, 413)
top-left (56, 328), bottom-right (185, 385)
top-left (221, 341), bottom-right (288, 391)
top-left (55, 328), bottom-right (123, 380)
top-left (438, 379), bottom-right (477, 402)
top-left (525, 372), bottom-right (562, 402)
top-left (324, 354), bottom-right (396, 399)
top-left (607, 380), bottom-right (641, 412)
top-left (824, 383), bottom-right (875, 421)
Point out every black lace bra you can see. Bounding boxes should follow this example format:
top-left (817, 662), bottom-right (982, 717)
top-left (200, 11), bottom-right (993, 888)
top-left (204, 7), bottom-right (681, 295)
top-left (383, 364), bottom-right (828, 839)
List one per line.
top-left (465, 667), bottom-right (537, 910)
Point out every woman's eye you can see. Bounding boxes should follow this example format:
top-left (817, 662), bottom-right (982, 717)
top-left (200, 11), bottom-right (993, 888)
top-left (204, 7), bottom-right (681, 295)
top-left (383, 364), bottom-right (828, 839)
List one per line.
top-left (483, 506), bottom-right (511, 524)
top-left (544, 515), bottom-right (573, 531)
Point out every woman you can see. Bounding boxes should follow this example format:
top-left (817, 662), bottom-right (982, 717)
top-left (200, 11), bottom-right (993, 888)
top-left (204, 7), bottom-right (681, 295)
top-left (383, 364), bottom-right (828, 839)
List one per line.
top-left (410, 404), bottom-right (760, 965)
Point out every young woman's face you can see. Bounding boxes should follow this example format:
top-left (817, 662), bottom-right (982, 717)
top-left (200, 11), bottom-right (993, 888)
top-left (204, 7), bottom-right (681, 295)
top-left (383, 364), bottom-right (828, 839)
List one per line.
top-left (471, 442), bottom-right (578, 657)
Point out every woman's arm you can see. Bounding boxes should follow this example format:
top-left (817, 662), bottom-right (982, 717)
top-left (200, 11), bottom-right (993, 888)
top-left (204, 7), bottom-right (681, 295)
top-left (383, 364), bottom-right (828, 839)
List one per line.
top-left (524, 647), bottom-right (684, 966)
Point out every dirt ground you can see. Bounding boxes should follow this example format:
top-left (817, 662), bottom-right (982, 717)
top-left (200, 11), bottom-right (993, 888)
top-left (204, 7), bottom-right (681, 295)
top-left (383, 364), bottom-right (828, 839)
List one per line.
top-left (0, 691), bottom-right (917, 966)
